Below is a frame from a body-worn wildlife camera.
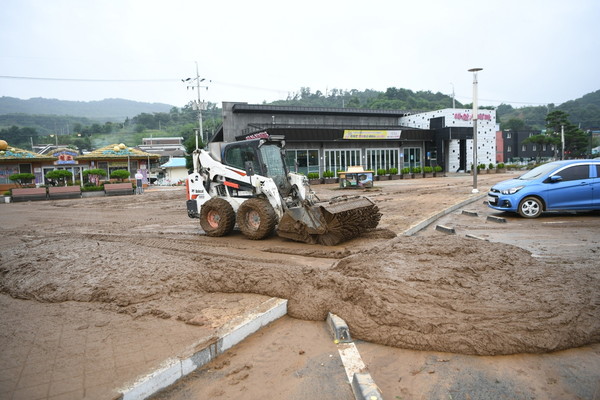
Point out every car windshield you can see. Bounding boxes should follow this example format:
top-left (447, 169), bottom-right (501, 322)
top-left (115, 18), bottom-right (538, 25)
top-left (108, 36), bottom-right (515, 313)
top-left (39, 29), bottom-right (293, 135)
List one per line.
top-left (518, 163), bottom-right (559, 180)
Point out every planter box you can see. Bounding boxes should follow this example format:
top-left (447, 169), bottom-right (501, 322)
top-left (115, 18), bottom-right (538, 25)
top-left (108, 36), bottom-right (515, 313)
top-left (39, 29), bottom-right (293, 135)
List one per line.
top-left (424, 173), bottom-right (434, 178)
top-left (104, 182), bottom-right (134, 196)
top-left (323, 178), bottom-right (338, 184)
top-left (390, 174), bottom-right (401, 180)
top-left (48, 186), bottom-right (81, 200)
top-left (11, 187), bottom-right (47, 202)
top-left (82, 191), bottom-right (106, 198)
top-left (496, 168), bottom-right (507, 173)
top-left (308, 178), bottom-right (323, 185)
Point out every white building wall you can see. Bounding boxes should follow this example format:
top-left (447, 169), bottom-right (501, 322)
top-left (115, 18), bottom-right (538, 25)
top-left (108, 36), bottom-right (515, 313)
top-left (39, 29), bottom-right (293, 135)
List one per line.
top-left (400, 108), bottom-right (497, 172)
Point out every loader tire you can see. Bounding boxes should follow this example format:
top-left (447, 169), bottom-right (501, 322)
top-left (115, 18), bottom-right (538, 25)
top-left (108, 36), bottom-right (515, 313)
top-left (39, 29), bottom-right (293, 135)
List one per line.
top-left (236, 198), bottom-right (277, 240)
top-left (199, 198), bottom-right (236, 237)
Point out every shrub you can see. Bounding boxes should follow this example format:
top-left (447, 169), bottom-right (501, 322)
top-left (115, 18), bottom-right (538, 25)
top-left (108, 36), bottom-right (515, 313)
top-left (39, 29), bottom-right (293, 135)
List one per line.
top-left (110, 170), bottom-right (131, 182)
top-left (307, 172), bottom-right (320, 179)
top-left (401, 167), bottom-right (410, 174)
top-left (412, 166), bottom-right (422, 174)
top-left (45, 170), bottom-right (73, 186)
top-left (323, 170), bottom-right (335, 178)
top-left (488, 163), bottom-right (495, 170)
top-left (81, 185), bottom-right (103, 192)
top-left (389, 167), bottom-right (398, 175)
top-left (376, 168), bottom-right (387, 176)
top-left (9, 173), bottom-right (35, 186)
top-left (496, 163), bottom-right (505, 169)
top-left (423, 166), bottom-right (433, 173)
top-left (434, 165), bottom-right (443, 172)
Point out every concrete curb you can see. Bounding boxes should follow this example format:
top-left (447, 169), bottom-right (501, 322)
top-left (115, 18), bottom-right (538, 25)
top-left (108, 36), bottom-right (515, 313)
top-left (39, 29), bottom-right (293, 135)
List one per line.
top-left (403, 193), bottom-right (487, 236)
top-left (327, 313), bottom-right (384, 400)
top-left (118, 297), bottom-right (288, 400)
top-left (487, 215), bottom-right (507, 223)
top-left (327, 312), bottom-right (352, 343)
top-left (435, 225), bottom-right (456, 234)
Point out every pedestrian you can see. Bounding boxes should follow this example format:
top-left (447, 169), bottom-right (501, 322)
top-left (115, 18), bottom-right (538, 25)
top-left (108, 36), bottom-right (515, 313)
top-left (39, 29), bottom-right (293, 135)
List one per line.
top-left (135, 170), bottom-right (144, 194)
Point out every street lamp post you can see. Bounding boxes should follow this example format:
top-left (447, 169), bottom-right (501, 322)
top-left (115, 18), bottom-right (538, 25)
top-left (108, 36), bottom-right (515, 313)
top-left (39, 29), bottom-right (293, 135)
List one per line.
top-left (468, 68), bottom-right (483, 194)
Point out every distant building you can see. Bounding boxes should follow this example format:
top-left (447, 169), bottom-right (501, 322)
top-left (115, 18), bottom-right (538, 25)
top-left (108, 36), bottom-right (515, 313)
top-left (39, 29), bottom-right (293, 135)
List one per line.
top-left (159, 157), bottom-right (188, 185)
top-left (501, 130), bottom-right (556, 164)
top-left (137, 137), bottom-right (187, 182)
top-left (213, 102), bottom-right (497, 175)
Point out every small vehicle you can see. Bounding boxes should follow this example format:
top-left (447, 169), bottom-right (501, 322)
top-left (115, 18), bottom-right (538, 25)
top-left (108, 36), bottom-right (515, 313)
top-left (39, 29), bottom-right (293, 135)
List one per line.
top-left (487, 159), bottom-right (600, 218)
top-left (185, 136), bottom-right (381, 245)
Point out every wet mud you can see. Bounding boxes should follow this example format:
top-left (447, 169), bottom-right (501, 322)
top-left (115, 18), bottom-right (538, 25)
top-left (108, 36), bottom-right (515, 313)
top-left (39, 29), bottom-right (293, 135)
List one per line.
top-left (1, 176), bottom-right (599, 356)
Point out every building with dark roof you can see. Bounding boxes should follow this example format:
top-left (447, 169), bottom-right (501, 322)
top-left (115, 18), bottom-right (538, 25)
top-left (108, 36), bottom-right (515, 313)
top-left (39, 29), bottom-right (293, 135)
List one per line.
top-left (211, 102), bottom-right (497, 176)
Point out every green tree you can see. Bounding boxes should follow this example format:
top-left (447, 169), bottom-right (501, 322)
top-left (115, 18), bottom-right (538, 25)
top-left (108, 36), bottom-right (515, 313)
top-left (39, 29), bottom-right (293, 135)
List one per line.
top-left (545, 110), bottom-right (589, 158)
top-left (45, 170), bottom-right (73, 186)
top-left (82, 168), bottom-right (107, 184)
top-left (502, 118), bottom-right (525, 131)
top-left (9, 173), bottom-right (35, 187)
top-left (110, 170), bottom-right (131, 182)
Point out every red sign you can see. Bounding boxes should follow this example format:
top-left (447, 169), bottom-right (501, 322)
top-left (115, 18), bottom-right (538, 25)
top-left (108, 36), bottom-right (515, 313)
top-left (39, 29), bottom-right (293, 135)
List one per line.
top-left (454, 113), bottom-right (492, 121)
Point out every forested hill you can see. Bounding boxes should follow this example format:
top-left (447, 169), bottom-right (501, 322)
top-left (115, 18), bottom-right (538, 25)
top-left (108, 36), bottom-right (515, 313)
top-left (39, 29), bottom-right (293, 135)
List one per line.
top-left (0, 97), bottom-right (173, 120)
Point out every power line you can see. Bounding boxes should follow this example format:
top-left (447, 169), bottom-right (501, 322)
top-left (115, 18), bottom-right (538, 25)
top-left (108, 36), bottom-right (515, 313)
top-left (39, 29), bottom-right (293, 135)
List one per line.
top-left (0, 75), bottom-right (176, 82)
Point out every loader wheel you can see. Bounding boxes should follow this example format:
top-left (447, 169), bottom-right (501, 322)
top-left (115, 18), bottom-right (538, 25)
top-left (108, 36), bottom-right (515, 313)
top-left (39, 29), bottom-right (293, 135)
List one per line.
top-left (199, 198), bottom-right (236, 237)
top-left (236, 198), bottom-right (277, 240)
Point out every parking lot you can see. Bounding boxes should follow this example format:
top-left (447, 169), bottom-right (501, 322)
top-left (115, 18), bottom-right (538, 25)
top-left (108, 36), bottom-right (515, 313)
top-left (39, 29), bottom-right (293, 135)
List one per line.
top-left (1, 172), bottom-right (599, 399)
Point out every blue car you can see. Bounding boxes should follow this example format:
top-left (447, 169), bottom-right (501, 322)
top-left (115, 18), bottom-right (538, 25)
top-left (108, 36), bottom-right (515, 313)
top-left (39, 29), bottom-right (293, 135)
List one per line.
top-left (487, 159), bottom-right (600, 218)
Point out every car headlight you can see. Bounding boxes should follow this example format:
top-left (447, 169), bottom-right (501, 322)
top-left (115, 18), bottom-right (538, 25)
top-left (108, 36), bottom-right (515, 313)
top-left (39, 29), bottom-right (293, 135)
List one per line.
top-left (501, 186), bottom-right (524, 195)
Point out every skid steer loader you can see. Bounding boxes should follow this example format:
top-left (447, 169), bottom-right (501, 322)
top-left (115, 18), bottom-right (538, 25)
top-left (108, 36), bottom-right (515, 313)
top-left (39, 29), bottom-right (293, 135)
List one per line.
top-left (185, 136), bottom-right (381, 245)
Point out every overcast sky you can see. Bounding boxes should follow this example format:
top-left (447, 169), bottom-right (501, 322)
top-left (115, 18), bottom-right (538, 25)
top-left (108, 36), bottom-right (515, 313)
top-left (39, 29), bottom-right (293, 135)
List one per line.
top-left (1, 0), bottom-right (599, 109)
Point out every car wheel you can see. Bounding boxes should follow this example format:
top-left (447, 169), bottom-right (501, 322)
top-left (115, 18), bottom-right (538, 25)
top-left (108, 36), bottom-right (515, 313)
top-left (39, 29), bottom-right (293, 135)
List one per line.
top-left (236, 198), bottom-right (277, 240)
top-left (199, 198), bottom-right (236, 236)
top-left (518, 196), bottom-right (543, 218)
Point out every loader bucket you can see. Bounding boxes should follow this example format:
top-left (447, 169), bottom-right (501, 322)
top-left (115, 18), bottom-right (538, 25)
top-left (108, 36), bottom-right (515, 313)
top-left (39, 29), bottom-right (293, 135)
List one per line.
top-left (277, 195), bottom-right (381, 246)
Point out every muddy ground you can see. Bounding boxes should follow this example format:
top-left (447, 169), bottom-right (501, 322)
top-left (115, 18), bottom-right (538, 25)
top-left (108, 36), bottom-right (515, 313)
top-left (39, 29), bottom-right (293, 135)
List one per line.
top-left (1, 173), bottom-right (599, 398)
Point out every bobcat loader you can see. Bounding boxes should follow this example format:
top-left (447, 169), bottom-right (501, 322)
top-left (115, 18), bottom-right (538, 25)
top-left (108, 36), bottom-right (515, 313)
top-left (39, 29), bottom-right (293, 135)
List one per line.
top-left (185, 136), bottom-right (381, 245)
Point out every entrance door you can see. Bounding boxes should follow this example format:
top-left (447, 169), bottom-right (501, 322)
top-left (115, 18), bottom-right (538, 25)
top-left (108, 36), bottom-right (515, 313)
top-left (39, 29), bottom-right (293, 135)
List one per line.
top-left (403, 148), bottom-right (421, 170)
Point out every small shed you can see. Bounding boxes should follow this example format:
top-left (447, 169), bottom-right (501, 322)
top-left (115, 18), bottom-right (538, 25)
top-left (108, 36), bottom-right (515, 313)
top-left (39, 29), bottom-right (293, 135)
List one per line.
top-left (159, 157), bottom-right (188, 185)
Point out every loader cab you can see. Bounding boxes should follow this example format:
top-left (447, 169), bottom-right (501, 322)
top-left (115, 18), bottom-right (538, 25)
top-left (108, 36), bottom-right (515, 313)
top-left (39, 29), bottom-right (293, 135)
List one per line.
top-left (222, 138), bottom-right (292, 195)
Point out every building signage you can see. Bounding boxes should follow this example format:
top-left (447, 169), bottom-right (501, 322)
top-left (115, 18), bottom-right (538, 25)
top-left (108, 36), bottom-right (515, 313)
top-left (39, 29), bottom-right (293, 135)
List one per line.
top-left (454, 113), bottom-right (492, 121)
top-left (53, 150), bottom-right (78, 165)
top-left (343, 130), bottom-right (402, 140)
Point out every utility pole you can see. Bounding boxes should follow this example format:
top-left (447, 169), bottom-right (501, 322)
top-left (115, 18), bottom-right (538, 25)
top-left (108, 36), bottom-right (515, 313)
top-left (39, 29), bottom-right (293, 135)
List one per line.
top-left (182, 62), bottom-right (210, 149)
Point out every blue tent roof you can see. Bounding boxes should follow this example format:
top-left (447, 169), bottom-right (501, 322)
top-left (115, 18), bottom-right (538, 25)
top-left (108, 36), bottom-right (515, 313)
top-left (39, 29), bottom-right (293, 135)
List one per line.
top-left (160, 157), bottom-right (187, 168)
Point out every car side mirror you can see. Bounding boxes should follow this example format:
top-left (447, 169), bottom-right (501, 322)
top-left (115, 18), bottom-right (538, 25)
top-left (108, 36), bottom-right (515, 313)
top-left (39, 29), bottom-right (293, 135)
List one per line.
top-left (550, 175), bottom-right (562, 183)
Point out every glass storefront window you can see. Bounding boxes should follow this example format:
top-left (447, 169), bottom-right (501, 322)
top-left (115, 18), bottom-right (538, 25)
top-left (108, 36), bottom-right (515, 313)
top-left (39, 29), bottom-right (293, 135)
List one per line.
top-left (366, 149), bottom-right (399, 174)
top-left (324, 149), bottom-right (360, 176)
top-left (285, 149), bottom-right (320, 176)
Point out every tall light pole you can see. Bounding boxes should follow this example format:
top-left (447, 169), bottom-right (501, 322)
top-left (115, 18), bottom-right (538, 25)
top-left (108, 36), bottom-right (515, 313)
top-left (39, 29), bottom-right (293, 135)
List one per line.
top-left (468, 68), bottom-right (482, 194)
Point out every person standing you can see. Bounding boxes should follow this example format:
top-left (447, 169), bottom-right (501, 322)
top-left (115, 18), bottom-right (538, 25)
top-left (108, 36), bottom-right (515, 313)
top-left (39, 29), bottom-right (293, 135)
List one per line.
top-left (135, 170), bottom-right (144, 194)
